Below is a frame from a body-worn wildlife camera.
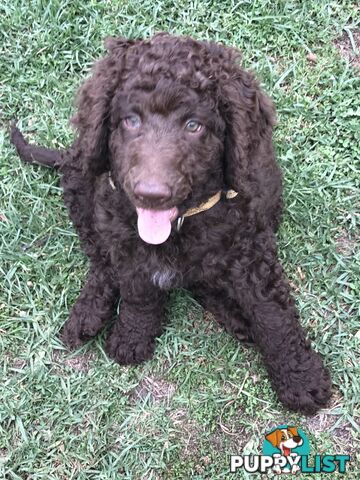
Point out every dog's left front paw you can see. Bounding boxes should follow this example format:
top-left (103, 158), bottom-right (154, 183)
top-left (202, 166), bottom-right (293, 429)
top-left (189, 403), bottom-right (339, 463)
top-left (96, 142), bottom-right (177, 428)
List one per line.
top-left (105, 334), bottom-right (156, 365)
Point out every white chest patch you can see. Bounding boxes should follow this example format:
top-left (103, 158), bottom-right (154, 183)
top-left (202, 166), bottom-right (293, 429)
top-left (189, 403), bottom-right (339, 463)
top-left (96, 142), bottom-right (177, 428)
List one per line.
top-left (151, 268), bottom-right (177, 290)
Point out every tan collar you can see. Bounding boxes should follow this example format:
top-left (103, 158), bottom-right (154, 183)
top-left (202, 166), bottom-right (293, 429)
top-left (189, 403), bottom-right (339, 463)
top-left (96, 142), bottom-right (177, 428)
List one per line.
top-left (108, 172), bottom-right (238, 229)
top-left (176, 189), bottom-right (238, 230)
top-left (183, 189), bottom-right (238, 217)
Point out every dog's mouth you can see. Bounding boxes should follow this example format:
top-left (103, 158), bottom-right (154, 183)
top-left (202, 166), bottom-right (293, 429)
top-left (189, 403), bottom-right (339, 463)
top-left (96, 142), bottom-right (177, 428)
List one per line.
top-left (282, 446), bottom-right (291, 457)
top-left (122, 175), bottom-right (191, 245)
top-left (136, 206), bottom-right (179, 245)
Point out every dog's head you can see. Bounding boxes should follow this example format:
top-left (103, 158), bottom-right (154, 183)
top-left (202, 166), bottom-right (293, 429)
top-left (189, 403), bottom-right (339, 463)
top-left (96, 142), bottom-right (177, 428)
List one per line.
top-left (265, 427), bottom-right (303, 455)
top-left (72, 33), bottom-right (276, 244)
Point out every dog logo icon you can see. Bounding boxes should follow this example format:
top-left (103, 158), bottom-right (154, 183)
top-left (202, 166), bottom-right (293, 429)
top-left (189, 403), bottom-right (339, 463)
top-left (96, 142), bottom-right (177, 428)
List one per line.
top-left (263, 425), bottom-right (309, 474)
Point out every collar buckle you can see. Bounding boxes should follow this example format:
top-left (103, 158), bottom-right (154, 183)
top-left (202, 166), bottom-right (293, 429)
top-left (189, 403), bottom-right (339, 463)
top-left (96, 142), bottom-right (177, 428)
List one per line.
top-left (177, 216), bottom-right (184, 231)
top-left (108, 171), bottom-right (116, 191)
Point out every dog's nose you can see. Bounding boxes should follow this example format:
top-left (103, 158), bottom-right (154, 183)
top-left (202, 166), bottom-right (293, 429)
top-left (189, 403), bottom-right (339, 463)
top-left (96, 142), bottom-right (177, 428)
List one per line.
top-left (134, 181), bottom-right (172, 202)
top-left (293, 436), bottom-right (301, 443)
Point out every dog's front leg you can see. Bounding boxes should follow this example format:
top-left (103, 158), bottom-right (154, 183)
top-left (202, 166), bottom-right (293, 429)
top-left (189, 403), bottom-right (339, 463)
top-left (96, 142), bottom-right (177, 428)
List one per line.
top-left (229, 233), bottom-right (332, 414)
top-left (106, 280), bottom-right (166, 365)
top-left (62, 263), bottom-right (119, 348)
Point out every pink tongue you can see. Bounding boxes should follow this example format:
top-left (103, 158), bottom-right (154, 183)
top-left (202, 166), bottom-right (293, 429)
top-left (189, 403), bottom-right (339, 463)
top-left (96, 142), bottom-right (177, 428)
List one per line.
top-left (136, 207), bottom-right (178, 245)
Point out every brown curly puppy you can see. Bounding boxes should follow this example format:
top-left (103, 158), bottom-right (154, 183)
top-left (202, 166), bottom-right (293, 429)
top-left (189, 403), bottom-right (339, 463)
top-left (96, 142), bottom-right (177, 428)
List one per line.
top-left (11, 33), bottom-right (331, 414)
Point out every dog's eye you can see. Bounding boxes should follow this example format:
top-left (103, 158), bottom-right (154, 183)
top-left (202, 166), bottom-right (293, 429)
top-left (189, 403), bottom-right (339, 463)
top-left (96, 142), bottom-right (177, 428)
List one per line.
top-left (185, 120), bottom-right (203, 133)
top-left (123, 115), bottom-right (141, 130)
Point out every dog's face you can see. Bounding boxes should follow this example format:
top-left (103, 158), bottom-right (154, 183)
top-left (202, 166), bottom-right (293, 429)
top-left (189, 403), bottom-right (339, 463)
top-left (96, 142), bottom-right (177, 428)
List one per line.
top-left (73, 34), bottom-right (275, 244)
top-left (109, 78), bottom-right (226, 211)
top-left (106, 41), bottom-right (228, 244)
top-left (265, 427), bottom-right (303, 455)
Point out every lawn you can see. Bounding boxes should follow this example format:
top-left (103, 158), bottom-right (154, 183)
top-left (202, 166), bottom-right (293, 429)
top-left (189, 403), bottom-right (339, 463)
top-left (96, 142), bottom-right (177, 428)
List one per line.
top-left (0, 1), bottom-right (359, 478)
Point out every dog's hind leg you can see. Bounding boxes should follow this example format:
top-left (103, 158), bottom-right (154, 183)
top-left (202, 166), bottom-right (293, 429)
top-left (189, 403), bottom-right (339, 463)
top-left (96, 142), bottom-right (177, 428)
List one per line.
top-left (227, 231), bottom-right (332, 414)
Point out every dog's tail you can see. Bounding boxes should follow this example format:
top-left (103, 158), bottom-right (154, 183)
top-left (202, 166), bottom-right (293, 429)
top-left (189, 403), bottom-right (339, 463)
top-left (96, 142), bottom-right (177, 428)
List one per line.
top-left (10, 125), bottom-right (63, 169)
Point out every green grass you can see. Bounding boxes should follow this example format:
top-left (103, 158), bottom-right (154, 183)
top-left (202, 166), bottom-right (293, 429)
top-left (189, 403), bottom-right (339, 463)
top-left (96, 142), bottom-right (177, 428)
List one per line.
top-left (1, 0), bottom-right (359, 478)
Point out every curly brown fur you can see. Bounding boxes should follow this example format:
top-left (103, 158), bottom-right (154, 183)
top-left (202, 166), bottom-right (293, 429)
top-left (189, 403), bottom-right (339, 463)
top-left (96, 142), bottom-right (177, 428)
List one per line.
top-left (11, 33), bottom-right (331, 414)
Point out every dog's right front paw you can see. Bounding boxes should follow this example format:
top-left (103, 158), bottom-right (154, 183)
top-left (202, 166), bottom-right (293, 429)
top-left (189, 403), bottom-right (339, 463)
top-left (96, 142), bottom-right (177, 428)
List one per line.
top-left (61, 323), bottom-right (84, 350)
top-left (61, 308), bottom-right (109, 349)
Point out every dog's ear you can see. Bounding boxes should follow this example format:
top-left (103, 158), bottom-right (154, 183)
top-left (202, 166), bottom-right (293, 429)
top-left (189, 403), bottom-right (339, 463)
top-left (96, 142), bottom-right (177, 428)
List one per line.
top-left (288, 426), bottom-right (299, 437)
top-left (70, 37), bottom-right (137, 175)
top-left (220, 63), bottom-right (276, 195)
top-left (265, 429), bottom-right (281, 448)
